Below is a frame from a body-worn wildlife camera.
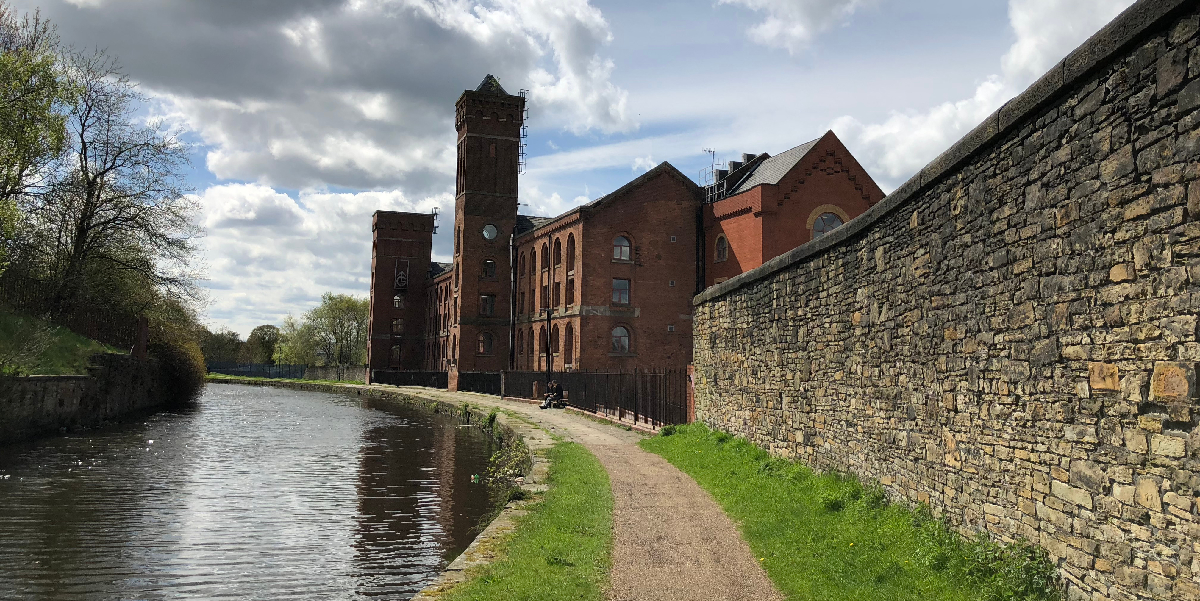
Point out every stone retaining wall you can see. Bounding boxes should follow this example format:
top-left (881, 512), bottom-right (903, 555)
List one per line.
top-left (692, 2), bottom-right (1200, 600)
top-left (0, 354), bottom-right (164, 445)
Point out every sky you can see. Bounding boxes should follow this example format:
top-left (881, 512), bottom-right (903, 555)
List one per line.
top-left (13, 0), bottom-right (1137, 336)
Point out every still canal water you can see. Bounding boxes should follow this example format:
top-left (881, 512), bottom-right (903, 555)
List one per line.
top-left (0, 383), bottom-right (501, 599)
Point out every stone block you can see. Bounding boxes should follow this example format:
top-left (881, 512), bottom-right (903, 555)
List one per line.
top-left (1107, 263), bottom-right (1135, 282)
top-left (1150, 361), bottom-right (1195, 402)
top-left (1100, 145), bottom-right (1134, 182)
top-left (1113, 483), bottom-right (1136, 504)
top-left (1052, 480), bottom-right (1094, 509)
top-left (1070, 460), bottom-right (1107, 492)
top-left (1163, 491), bottom-right (1192, 511)
top-left (1089, 362), bottom-right (1120, 390)
top-left (1150, 433), bottom-right (1186, 458)
top-left (1125, 429), bottom-right (1149, 453)
top-left (1135, 478), bottom-right (1162, 511)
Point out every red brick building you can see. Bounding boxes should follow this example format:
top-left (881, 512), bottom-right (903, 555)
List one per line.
top-left (366, 76), bottom-right (883, 381)
top-left (704, 131), bottom-right (884, 286)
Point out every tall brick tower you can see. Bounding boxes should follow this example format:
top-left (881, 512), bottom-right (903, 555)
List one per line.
top-left (367, 210), bottom-right (434, 379)
top-left (450, 75), bottom-right (525, 372)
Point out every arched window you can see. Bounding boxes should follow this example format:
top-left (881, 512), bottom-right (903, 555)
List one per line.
top-left (551, 325), bottom-right (560, 354)
top-left (566, 234), bottom-right (576, 272)
top-left (611, 326), bottom-right (630, 354)
top-left (812, 212), bottom-right (845, 239)
top-left (517, 330), bottom-right (524, 355)
top-left (451, 335), bottom-right (456, 363)
top-left (553, 238), bottom-right (562, 266)
top-left (539, 327), bottom-right (548, 361)
top-left (715, 235), bottom-right (729, 262)
top-left (565, 324), bottom-right (574, 364)
top-left (528, 328), bottom-right (535, 359)
top-left (541, 243), bottom-right (550, 269)
top-left (482, 259), bottom-right (496, 278)
top-left (478, 332), bottom-right (494, 355)
top-left (518, 253), bottom-right (525, 277)
top-left (390, 344), bottom-right (402, 367)
top-left (613, 236), bottom-right (631, 261)
top-left (393, 294), bottom-right (404, 308)
top-left (529, 249), bottom-right (536, 276)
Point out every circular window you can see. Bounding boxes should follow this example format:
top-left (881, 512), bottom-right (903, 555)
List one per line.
top-left (482, 224), bottom-right (498, 240)
top-left (812, 213), bottom-right (844, 238)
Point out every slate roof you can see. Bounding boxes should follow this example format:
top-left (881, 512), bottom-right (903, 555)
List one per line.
top-left (728, 137), bottom-right (821, 195)
top-left (475, 74), bottom-right (509, 96)
top-left (429, 262), bottom-right (453, 278)
top-left (516, 214), bottom-right (555, 235)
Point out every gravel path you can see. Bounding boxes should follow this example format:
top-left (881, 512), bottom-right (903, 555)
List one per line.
top-left (392, 387), bottom-right (784, 601)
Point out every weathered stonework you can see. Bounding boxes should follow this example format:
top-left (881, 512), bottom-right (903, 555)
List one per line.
top-left (692, 2), bottom-right (1200, 600)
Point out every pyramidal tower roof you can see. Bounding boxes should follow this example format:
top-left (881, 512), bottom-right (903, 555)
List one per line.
top-left (475, 74), bottom-right (509, 96)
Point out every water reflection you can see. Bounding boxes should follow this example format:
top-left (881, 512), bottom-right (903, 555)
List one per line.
top-left (0, 383), bottom-right (498, 600)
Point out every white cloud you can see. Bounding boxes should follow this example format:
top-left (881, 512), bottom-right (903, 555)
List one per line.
top-left (631, 155), bottom-right (656, 172)
top-left (719, 0), bottom-right (869, 53)
top-left (831, 0), bottom-right (1135, 189)
top-left (196, 183), bottom-right (450, 336)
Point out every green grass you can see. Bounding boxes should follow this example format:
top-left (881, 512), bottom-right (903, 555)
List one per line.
top-left (441, 442), bottom-right (613, 601)
top-left (205, 373), bottom-right (363, 385)
top-left (0, 309), bottom-right (122, 375)
top-left (641, 424), bottom-right (1061, 601)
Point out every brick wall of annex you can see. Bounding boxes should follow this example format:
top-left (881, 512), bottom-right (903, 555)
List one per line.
top-left (692, 3), bottom-right (1200, 600)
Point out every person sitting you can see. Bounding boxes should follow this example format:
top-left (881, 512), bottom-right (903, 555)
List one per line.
top-left (540, 380), bottom-right (563, 409)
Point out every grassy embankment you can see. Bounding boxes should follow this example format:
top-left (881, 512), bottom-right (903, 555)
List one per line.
top-left (0, 309), bottom-right (121, 375)
top-left (441, 441), bottom-right (613, 601)
top-left (205, 373), bottom-right (364, 385)
top-left (641, 423), bottom-right (1061, 601)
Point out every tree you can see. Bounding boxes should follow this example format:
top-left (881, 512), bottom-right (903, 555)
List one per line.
top-left (199, 327), bottom-right (242, 364)
top-left (0, 3), bottom-right (72, 275)
top-left (306, 293), bottom-right (368, 366)
top-left (19, 47), bottom-right (197, 318)
top-left (246, 324), bottom-right (279, 364)
top-left (273, 314), bottom-right (318, 366)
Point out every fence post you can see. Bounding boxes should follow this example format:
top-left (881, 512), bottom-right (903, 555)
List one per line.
top-left (634, 367), bottom-right (640, 425)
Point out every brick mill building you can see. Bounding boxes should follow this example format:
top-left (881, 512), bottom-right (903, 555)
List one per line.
top-left (366, 75), bottom-right (884, 383)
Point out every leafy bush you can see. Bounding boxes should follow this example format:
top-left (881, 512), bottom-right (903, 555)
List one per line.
top-left (149, 336), bottom-right (205, 406)
top-left (659, 424), bottom-right (677, 436)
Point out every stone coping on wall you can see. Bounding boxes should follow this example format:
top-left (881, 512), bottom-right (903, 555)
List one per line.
top-left (694, 0), bottom-right (1192, 307)
top-left (204, 377), bottom-right (551, 600)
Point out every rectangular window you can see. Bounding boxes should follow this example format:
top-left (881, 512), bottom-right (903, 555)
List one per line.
top-left (518, 291), bottom-right (525, 314)
top-left (669, 280), bottom-right (676, 287)
top-left (566, 278), bottom-right (575, 305)
top-left (612, 278), bottom-right (630, 304)
top-left (668, 324), bottom-right (675, 332)
top-left (541, 284), bottom-right (549, 309)
top-left (391, 318), bottom-right (404, 335)
top-left (553, 282), bottom-right (561, 307)
top-left (480, 295), bottom-right (496, 316)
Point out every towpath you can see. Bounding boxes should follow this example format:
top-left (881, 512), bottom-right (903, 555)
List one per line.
top-left (390, 385), bottom-right (783, 601)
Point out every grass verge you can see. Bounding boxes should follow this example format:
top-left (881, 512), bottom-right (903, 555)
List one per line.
top-left (205, 373), bottom-right (363, 385)
top-left (641, 423), bottom-right (1060, 601)
top-left (441, 442), bottom-right (613, 601)
top-left (0, 309), bottom-right (121, 375)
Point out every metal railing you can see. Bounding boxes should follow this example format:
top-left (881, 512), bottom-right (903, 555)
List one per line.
top-left (503, 368), bottom-right (690, 427)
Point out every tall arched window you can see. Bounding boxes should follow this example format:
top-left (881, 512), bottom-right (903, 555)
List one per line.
top-left (541, 243), bottom-right (550, 269)
top-left (611, 326), bottom-right (630, 354)
top-left (517, 329), bottom-right (524, 355)
top-left (565, 324), bottom-right (574, 364)
top-left (551, 325), bottom-right (560, 355)
top-left (393, 294), bottom-right (404, 308)
top-left (518, 253), bottom-right (525, 277)
top-left (715, 235), bottom-right (729, 262)
top-left (390, 345), bottom-right (401, 367)
top-left (529, 249), bottom-right (536, 276)
top-left (812, 212), bottom-right (845, 238)
top-left (539, 327), bottom-right (548, 365)
top-left (566, 234), bottom-right (576, 272)
top-left (613, 236), bottom-right (631, 261)
top-left (528, 328), bottom-right (535, 361)
top-left (553, 238), bottom-right (562, 266)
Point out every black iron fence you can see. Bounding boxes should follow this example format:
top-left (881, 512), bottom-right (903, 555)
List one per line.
top-left (370, 370), bottom-right (449, 389)
top-left (206, 363), bottom-right (307, 379)
top-left (0, 274), bottom-right (138, 350)
top-left (457, 371), bottom-right (502, 396)
top-left (503, 369), bottom-right (690, 427)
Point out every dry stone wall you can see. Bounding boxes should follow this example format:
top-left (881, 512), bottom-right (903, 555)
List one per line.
top-left (692, 2), bottom-right (1200, 600)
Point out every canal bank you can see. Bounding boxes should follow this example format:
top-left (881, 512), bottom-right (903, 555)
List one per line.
top-left (209, 376), bottom-right (783, 601)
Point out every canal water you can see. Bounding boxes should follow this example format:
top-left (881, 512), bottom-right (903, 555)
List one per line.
top-left (0, 383), bottom-right (501, 600)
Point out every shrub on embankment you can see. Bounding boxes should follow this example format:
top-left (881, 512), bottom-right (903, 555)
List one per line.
top-left (642, 424), bottom-right (1060, 601)
top-left (150, 336), bottom-right (206, 407)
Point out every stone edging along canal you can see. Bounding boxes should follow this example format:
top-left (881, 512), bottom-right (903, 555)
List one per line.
top-left (205, 377), bottom-right (554, 599)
